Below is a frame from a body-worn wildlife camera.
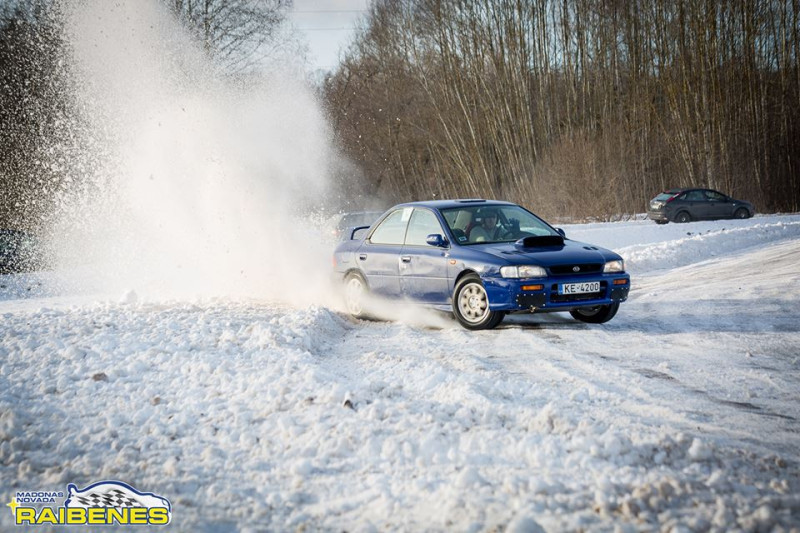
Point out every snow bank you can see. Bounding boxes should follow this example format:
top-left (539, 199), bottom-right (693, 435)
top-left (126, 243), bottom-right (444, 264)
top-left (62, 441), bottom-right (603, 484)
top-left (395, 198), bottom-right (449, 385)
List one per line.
top-left (619, 220), bottom-right (800, 273)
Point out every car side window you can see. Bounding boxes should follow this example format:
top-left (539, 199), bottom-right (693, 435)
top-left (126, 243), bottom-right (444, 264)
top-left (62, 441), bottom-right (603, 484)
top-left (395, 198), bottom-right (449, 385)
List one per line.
top-left (705, 190), bottom-right (725, 202)
top-left (369, 209), bottom-right (410, 245)
top-left (405, 209), bottom-right (444, 246)
top-left (685, 190), bottom-right (705, 201)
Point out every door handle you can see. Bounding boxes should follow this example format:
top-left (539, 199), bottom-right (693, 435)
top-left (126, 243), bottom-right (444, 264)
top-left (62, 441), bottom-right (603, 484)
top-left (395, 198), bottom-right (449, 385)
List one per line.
top-left (358, 254), bottom-right (367, 261)
top-left (400, 256), bottom-right (411, 263)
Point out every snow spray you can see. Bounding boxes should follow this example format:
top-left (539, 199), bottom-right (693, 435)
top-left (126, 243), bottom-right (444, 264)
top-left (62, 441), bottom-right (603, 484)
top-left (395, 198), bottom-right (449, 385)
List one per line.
top-left (46, 0), bottom-right (338, 304)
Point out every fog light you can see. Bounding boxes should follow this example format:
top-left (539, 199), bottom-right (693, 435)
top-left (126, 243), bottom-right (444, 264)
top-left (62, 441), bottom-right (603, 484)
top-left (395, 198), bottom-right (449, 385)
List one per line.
top-left (522, 284), bottom-right (544, 291)
top-left (613, 279), bottom-right (628, 285)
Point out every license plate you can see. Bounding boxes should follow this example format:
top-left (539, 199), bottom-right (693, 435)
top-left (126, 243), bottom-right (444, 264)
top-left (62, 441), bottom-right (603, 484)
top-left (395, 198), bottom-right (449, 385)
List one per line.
top-left (559, 281), bottom-right (600, 295)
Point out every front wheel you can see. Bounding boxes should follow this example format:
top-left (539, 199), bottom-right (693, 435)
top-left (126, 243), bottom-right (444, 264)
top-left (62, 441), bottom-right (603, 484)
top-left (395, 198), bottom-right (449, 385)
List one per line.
top-left (569, 302), bottom-right (620, 324)
top-left (452, 274), bottom-right (504, 330)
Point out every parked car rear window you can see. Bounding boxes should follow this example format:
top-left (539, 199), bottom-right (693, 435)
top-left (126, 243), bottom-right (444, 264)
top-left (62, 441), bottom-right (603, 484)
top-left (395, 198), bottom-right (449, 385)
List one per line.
top-left (684, 190), bottom-right (705, 201)
top-left (337, 211), bottom-right (383, 230)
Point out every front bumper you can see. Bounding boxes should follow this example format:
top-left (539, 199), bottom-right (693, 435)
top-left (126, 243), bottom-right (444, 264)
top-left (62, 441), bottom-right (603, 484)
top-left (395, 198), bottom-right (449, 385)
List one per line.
top-left (482, 273), bottom-right (630, 312)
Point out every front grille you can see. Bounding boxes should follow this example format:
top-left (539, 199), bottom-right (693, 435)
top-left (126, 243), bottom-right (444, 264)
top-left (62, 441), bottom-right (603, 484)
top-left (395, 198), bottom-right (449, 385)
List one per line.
top-left (549, 263), bottom-right (603, 275)
top-left (549, 281), bottom-right (607, 303)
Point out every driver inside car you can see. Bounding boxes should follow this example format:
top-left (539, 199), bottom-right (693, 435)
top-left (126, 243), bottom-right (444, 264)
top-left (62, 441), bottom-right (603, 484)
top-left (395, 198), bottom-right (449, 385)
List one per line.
top-left (469, 209), bottom-right (500, 242)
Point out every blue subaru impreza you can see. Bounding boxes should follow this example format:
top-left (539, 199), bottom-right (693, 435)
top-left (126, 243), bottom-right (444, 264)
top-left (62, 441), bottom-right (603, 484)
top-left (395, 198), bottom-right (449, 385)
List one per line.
top-left (333, 200), bottom-right (630, 330)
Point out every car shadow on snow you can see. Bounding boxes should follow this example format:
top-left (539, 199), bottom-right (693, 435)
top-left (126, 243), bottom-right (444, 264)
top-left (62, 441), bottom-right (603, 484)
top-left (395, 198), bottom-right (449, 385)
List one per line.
top-left (499, 312), bottom-right (594, 330)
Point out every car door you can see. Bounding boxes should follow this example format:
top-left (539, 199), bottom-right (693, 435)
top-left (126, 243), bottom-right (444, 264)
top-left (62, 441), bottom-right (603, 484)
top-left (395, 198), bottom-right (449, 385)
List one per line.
top-left (399, 208), bottom-right (450, 305)
top-left (682, 190), bottom-right (708, 218)
top-left (359, 208), bottom-right (411, 297)
top-left (704, 190), bottom-right (734, 219)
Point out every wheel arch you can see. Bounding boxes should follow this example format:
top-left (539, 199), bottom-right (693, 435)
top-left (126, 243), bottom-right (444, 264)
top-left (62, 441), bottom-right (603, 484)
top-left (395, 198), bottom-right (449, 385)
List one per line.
top-left (343, 268), bottom-right (369, 287)
top-left (453, 268), bottom-right (481, 288)
top-left (673, 210), bottom-right (691, 222)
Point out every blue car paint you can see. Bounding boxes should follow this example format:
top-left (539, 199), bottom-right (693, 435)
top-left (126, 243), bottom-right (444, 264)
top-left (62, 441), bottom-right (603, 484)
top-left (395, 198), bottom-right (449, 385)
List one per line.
top-left (333, 200), bottom-right (630, 314)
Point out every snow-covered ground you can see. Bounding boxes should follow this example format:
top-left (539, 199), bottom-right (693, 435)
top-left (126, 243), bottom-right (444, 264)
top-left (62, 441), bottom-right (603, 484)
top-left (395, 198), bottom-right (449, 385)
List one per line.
top-left (2, 214), bottom-right (800, 531)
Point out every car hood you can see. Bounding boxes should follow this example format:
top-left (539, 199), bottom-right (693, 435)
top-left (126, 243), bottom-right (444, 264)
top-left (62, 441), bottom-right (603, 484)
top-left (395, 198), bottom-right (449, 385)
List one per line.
top-left (476, 238), bottom-right (619, 267)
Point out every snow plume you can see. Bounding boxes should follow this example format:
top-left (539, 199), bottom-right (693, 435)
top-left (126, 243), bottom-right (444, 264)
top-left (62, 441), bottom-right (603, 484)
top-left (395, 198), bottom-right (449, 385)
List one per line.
top-left (46, 0), bottom-right (337, 304)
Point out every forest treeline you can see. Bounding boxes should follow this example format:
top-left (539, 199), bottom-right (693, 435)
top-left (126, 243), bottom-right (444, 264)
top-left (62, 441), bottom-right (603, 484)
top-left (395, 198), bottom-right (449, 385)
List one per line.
top-left (324, 0), bottom-right (800, 219)
top-left (2, 1), bottom-right (798, 227)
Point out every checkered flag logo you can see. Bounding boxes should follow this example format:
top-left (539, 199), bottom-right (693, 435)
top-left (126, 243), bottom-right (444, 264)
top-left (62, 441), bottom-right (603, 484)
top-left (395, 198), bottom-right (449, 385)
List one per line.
top-left (65, 481), bottom-right (171, 514)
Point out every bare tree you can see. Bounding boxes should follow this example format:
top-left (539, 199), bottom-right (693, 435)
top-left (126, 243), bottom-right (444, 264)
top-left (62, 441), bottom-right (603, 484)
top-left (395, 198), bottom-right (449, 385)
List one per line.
top-left (325, 0), bottom-right (800, 218)
top-left (168, 0), bottom-right (293, 73)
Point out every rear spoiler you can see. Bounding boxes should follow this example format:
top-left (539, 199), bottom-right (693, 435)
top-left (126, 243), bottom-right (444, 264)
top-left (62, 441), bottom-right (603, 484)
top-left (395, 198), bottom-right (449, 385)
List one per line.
top-left (349, 225), bottom-right (371, 240)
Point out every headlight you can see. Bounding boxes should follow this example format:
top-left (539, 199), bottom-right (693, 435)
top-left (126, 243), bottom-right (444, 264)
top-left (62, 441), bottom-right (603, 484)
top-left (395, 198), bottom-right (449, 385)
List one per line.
top-left (603, 260), bottom-right (624, 273)
top-left (500, 265), bottom-right (547, 278)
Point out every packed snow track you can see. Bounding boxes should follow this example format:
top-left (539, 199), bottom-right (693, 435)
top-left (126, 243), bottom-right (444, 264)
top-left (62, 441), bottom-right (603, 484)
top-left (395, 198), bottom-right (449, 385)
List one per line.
top-left (1, 215), bottom-right (799, 531)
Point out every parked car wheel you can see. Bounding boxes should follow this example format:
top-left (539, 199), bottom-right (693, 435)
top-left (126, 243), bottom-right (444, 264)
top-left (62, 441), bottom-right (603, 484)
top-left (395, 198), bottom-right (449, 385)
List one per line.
top-left (344, 272), bottom-right (370, 319)
top-left (569, 302), bottom-right (620, 324)
top-left (674, 211), bottom-right (691, 223)
top-left (735, 207), bottom-right (750, 219)
top-left (452, 274), bottom-right (504, 330)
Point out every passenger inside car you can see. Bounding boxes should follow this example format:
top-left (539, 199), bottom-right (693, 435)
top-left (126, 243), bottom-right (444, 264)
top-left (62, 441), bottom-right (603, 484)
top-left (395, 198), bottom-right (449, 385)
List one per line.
top-left (450, 210), bottom-right (472, 243)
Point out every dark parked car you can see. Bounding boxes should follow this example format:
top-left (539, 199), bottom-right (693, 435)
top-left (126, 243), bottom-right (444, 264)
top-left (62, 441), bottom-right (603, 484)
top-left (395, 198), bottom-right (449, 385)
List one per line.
top-left (0, 229), bottom-right (39, 274)
top-left (333, 200), bottom-right (630, 330)
top-left (331, 211), bottom-right (384, 241)
top-left (648, 188), bottom-right (754, 224)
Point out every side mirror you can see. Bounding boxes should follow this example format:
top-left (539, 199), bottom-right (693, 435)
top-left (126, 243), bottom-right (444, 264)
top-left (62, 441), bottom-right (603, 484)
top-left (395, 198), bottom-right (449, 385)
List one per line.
top-left (426, 234), bottom-right (448, 247)
top-left (556, 228), bottom-right (566, 238)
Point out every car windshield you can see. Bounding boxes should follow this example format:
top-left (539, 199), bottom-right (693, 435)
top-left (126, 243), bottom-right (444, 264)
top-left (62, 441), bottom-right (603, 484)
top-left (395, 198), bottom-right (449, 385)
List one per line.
top-left (440, 204), bottom-right (559, 245)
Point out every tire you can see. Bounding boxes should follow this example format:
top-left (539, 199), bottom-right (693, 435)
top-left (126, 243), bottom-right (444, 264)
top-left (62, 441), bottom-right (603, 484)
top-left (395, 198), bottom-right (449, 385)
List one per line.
top-left (452, 274), bottom-right (504, 330)
top-left (734, 207), bottom-right (750, 219)
top-left (569, 302), bottom-right (620, 324)
top-left (343, 272), bottom-right (370, 319)
top-left (674, 211), bottom-right (691, 223)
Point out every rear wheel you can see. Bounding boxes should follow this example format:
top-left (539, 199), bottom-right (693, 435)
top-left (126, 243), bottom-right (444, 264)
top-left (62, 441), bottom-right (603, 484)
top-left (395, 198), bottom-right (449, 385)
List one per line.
top-left (734, 207), bottom-right (750, 219)
top-left (674, 211), bottom-right (691, 223)
top-left (344, 272), bottom-right (370, 319)
top-left (569, 302), bottom-right (620, 324)
top-left (452, 274), bottom-right (504, 330)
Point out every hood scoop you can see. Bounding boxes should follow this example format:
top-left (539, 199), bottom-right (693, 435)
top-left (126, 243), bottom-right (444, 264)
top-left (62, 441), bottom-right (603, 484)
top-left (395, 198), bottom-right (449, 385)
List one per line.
top-left (515, 235), bottom-right (565, 249)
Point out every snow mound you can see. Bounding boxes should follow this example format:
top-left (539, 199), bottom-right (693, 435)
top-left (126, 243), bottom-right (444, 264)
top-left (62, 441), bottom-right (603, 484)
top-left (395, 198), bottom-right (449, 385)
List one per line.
top-left (620, 221), bottom-right (800, 273)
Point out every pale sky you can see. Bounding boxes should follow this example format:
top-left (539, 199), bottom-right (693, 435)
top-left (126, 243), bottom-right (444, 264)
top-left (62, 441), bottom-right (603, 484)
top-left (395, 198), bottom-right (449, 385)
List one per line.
top-left (287, 0), bottom-right (371, 72)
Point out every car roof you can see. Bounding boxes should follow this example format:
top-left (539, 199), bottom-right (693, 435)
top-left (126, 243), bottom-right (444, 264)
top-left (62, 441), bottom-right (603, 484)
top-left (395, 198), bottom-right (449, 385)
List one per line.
top-left (664, 187), bottom-right (726, 194)
top-left (390, 199), bottom-right (516, 210)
